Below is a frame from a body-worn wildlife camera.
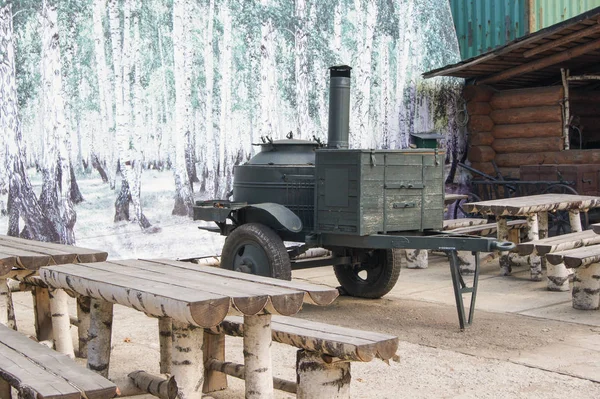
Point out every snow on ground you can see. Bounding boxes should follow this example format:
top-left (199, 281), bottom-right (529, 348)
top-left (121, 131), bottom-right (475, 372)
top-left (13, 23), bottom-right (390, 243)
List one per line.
top-left (0, 169), bottom-right (225, 260)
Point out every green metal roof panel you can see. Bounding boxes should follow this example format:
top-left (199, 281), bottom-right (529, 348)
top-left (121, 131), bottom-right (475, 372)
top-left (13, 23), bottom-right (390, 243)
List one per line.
top-left (530, 0), bottom-right (600, 31)
top-left (450, 0), bottom-right (528, 60)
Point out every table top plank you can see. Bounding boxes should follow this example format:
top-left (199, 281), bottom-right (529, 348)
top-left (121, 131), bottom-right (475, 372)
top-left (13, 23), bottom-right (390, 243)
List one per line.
top-left (0, 238), bottom-right (77, 265)
top-left (0, 246), bottom-right (51, 270)
top-left (147, 258), bottom-right (339, 306)
top-left (110, 259), bottom-right (305, 315)
top-left (463, 194), bottom-right (600, 216)
top-left (0, 324), bottom-right (117, 399)
top-left (41, 263), bottom-right (232, 327)
top-left (0, 235), bottom-right (108, 263)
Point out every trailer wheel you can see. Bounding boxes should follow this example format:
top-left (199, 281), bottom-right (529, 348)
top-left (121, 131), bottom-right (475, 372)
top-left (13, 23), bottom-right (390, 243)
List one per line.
top-left (221, 223), bottom-right (292, 280)
top-left (334, 249), bottom-right (401, 298)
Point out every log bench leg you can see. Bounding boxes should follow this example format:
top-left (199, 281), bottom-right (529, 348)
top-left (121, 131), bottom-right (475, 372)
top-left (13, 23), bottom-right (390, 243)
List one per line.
top-left (456, 251), bottom-right (476, 274)
top-left (0, 279), bottom-right (10, 326)
top-left (546, 262), bottom-right (571, 292)
top-left (32, 287), bottom-right (53, 342)
top-left (572, 263), bottom-right (600, 310)
top-left (172, 321), bottom-right (204, 399)
top-left (77, 296), bottom-right (91, 358)
top-left (203, 331), bottom-right (227, 393)
top-left (88, 299), bottom-right (113, 378)
top-left (49, 288), bottom-right (75, 358)
top-left (522, 214), bottom-right (543, 281)
top-left (244, 314), bottom-right (273, 399)
top-left (0, 378), bottom-right (10, 399)
top-left (159, 317), bottom-right (173, 374)
top-left (296, 350), bottom-right (350, 399)
top-left (405, 249), bottom-right (428, 269)
top-left (497, 218), bottom-right (511, 276)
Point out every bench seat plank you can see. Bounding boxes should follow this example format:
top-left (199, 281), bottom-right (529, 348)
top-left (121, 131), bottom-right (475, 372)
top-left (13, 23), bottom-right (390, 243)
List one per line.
top-left (208, 315), bottom-right (398, 362)
top-left (0, 324), bottom-right (117, 399)
top-left (450, 219), bottom-right (526, 236)
top-left (443, 218), bottom-right (488, 230)
top-left (518, 229), bottom-right (600, 256)
top-left (546, 245), bottom-right (600, 268)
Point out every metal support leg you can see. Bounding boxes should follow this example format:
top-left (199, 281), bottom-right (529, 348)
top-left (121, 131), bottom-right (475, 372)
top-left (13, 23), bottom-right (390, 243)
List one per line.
top-left (446, 250), bottom-right (480, 330)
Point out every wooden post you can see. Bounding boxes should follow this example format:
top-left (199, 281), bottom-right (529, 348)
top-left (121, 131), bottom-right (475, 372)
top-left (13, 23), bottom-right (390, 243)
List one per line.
top-left (569, 210), bottom-right (583, 232)
top-left (0, 377), bottom-right (10, 399)
top-left (49, 288), bottom-right (75, 358)
top-left (525, 213), bottom-right (542, 281)
top-left (203, 332), bottom-right (227, 393)
top-left (32, 287), bottom-right (53, 342)
top-left (172, 321), bottom-right (204, 399)
top-left (497, 217), bottom-right (511, 276)
top-left (0, 279), bottom-right (9, 326)
top-left (561, 68), bottom-right (570, 150)
top-left (159, 317), bottom-right (173, 374)
top-left (77, 296), bottom-right (91, 358)
top-left (404, 249), bottom-right (428, 269)
top-left (538, 211), bottom-right (549, 239)
top-left (296, 350), bottom-right (350, 399)
top-left (572, 264), bottom-right (600, 310)
top-left (88, 299), bottom-right (113, 378)
top-left (243, 314), bottom-right (273, 399)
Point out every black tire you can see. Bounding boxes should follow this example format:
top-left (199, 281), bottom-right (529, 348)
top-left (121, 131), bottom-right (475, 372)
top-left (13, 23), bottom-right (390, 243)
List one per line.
top-left (333, 249), bottom-right (401, 299)
top-left (221, 223), bottom-right (291, 280)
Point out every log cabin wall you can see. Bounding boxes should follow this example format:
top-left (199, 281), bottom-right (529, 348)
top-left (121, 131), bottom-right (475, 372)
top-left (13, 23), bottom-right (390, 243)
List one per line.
top-left (465, 85), bottom-right (565, 178)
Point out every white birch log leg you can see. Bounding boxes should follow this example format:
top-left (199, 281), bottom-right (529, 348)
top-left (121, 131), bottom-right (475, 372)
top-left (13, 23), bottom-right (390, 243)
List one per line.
top-left (404, 249), bottom-right (428, 269)
top-left (203, 332), bottom-right (227, 393)
top-left (32, 287), bottom-right (53, 342)
top-left (538, 211), bottom-right (549, 240)
top-left (457, 251), bottom-right (476, 274)
top-left (546, 262), bottom-right (571, 291)
top-left (127, 370), bottom-right (178, 399)
top-left (497, 218), bottom-right (511, 276)
top-left (568, 210), bottom-right (583, 233)
top-left (572, 264), bottom-right (600, 310)
top-left (77, 296), bottom-right (91, 358)
top-left (171, 321), bottom-right (204, 399)
top-left (525, 213), bottom-right (542, 281)
top-left (88, 299), bottom-right (113, 378)
top-left (243, 314), bottom-right (273, 399)
top-left (159, 317), bottom-right (172, 374)
top-left (296, 350), bottom-right (350, 399)
top-left (49, 288), bottom-right (75, 358)
top-left (0, 279), bottom-right (9, 326)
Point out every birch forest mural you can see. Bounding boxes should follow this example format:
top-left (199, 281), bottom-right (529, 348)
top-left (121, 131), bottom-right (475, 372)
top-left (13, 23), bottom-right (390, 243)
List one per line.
top-left (0, 0), bottom-right (463, 247)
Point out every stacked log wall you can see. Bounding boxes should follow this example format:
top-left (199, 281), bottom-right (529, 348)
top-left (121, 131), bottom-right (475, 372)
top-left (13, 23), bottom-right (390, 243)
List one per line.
top-left (465, 85), bottom-right (565, 179)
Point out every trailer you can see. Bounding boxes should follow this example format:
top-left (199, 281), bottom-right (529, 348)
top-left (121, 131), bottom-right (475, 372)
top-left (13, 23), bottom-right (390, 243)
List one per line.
top-left (193, 66), bottom-right (514, 329)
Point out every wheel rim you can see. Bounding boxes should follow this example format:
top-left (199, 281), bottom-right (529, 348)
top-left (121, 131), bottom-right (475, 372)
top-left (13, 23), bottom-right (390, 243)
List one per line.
top-left (231, 241), bottom-right (271, 276)
top-left (345, 250), bottom-right (385, 287)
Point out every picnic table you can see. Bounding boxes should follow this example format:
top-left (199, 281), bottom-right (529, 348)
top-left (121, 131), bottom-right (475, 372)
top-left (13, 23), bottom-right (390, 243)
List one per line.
top-left (0, 235), bottom-right (107, 356)
top-left (463, 194), bottom-right (600, 280)
top-left (39, 259), bottom-right (339, 399)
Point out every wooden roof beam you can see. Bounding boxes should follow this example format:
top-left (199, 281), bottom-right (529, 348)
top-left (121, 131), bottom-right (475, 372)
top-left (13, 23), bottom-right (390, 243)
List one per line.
top-left (478, 39), bottom-right (600, 85)
top-left (523, 19), bottom-right (600, 58)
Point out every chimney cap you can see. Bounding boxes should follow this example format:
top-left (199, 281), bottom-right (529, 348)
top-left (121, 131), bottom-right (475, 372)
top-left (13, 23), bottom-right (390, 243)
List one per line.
top-left (329, 65), bottom-right (352, 78)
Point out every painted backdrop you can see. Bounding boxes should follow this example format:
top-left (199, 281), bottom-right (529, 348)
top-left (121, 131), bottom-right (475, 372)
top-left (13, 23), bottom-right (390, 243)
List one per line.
top-left (0, 0), bottom-right (464, 245)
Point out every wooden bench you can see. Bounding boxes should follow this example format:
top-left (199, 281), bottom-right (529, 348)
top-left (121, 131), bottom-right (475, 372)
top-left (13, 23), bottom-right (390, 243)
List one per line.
top-left (0, 323), bottom-right (117, 399)
top-left (203, 315), bottom-right (398, 398)
top-left (442, 218), bottom-right (488, 230)
top-left (517, 228), bottom-right (600, 291)
top-left (546, 245), bottom-right (600, 310)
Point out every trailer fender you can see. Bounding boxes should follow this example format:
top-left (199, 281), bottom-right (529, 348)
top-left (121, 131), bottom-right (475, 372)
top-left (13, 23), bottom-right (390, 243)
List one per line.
top-left (240, 203), bottom-right (303, 233)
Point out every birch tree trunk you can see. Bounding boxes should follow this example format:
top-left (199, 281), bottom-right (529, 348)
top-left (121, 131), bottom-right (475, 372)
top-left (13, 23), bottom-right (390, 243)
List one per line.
top-left (172, 0), bottom-right (194, 216)
top-left (378, 36), bottom-right (391, 148)
top-left (39, 0), bottom-right (76, 245)
top-left (203, 0), bottom-right (217, 197)
top-left (218, 1), bottom-right (233, 197)
top-left (295, 0), bottom-right (310, 140)
top-left (92, 0), bottom-right (114, 183)
top-left (260, 0), bottom-right (278, 140)
top-left (394, 0), bottom-right (415, 149)
top-left (1, 4), bottom-right (58, 241)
